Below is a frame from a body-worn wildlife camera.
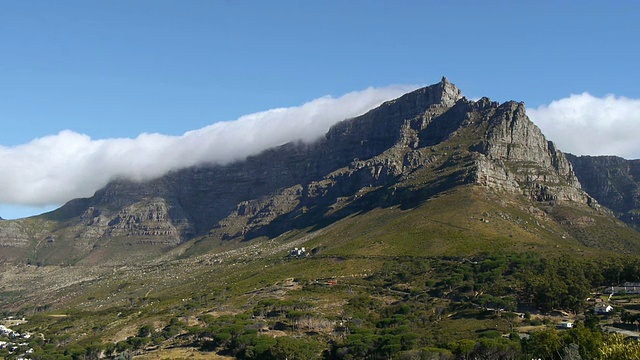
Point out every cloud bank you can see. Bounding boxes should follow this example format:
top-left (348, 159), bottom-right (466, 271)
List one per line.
top-left (527, 93), bottom-right (640, 160)
top-left (0, 85), bottom-right (414, 207)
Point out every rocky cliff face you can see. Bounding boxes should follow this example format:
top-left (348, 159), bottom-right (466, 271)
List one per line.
top-left (473, 99), bottom-right (588, 203)
top-left (45, 78), bottom-right (469, 238)
top-left (567, 154), bottom-right (640, 229)
top-left (0, 77), bottom-right (614, 264)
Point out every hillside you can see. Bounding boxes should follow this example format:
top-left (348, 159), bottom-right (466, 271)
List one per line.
top-left (3, 194), bottom-right (640, 359)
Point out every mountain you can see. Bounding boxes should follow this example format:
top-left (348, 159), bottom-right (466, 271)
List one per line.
top-left (567, 154), bottom-right (640, 230)
top-left (1, 77), bottom-right (639, 266)
top-left (3, 78), bottom-right (640, 360)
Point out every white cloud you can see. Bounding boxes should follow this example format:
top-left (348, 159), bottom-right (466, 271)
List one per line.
top-left (527, 93), bottom-right (640, 160)
top-left (0, 85), bottom-right (414, 208)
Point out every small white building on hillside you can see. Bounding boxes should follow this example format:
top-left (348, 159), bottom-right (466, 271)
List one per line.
top-left (559, 321), bottom-right (573, 329)
top-left (595, 302), bottom-right (613, 314)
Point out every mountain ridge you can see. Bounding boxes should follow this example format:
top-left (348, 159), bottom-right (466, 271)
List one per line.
top-left (1, 77), bottom-right (638, 265)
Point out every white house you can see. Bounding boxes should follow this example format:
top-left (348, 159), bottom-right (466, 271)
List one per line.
top-left (0, 325), bottom-right (13, 336)
top-left (288, 247), bottom-right (307, 257)
top-left (595, 302), bottom-right (614, 314)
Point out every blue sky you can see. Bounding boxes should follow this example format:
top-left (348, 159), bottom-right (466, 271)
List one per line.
top-left (1, 1), bottom-right (639, 219)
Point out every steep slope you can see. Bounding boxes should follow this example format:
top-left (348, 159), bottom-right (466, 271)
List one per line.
top-left (1, 77), bottom-right (639, 265)
top-left (567, 154), bottom-right (640, 230)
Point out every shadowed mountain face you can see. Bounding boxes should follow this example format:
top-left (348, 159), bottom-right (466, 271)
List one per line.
top-left (1, 77), bottom-right (638, 265)
top-left (567, 154), bottom-right (640, 230)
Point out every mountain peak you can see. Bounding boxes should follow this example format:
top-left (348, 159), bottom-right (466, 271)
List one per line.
top-left (376, 77), bottom-right (463, 122)
top-left (404, 76), bottom-right (463, 109)
top-left (437, 76), bottom-right (463, 107)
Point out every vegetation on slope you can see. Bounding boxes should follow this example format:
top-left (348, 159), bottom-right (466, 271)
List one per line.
top-left (3, 175), bottom-right (640, 359)
top-left (6, 233), bottom-right (640, 359)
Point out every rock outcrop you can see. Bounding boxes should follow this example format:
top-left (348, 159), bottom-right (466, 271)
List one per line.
top-left (473, 100), bottom-right (589, 203)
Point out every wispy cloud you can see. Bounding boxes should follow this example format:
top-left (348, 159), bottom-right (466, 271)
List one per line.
top-left (528, 93), bottom-right (640, 160)
top-left (0, 85), bottom-right (414, 208)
